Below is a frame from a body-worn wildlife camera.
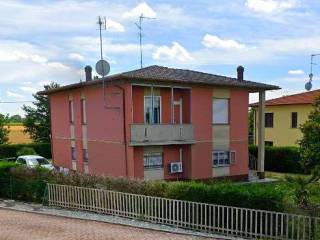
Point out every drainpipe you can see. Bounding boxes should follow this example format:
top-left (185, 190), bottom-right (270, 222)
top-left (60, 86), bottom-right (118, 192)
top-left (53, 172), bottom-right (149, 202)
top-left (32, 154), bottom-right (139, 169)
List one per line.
top-left (114, 85), bottom-right (128, 177)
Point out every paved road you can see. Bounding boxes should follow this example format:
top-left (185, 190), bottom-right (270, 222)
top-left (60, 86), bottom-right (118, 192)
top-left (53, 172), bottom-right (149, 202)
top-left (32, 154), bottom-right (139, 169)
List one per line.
top-left (0, 209), bottom-right (213, 240)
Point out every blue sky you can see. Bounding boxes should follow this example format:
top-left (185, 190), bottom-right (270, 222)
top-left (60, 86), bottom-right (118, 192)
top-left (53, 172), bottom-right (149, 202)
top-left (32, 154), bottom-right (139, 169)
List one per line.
top-left (1, 0), bottom-right (320, 115)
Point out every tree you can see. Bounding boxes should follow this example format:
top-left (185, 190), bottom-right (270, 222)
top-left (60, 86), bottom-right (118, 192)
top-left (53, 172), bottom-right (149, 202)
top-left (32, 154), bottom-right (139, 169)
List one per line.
top-left (22, 82), bottom-right (59, 143)
top-left (299, 96), bottom-right (320, 172)
top-left (9, 114), bottom-right (23, 123)
top-left (248, 108), bottom-right (255, 144)
top-left (0, 114), bottom-right (9, 144)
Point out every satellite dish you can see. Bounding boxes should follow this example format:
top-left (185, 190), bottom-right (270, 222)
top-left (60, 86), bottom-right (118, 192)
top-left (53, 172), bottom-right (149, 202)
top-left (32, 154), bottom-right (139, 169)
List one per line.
top-left (305, 81), bottom-right (312, 91)
top-left (95, 59), bottom-right (110, 76)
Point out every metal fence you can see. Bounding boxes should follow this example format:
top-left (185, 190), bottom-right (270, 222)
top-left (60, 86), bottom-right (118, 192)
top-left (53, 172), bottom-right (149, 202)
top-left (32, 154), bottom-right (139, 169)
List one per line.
top-left (47, 183), bottom-right (320, 240)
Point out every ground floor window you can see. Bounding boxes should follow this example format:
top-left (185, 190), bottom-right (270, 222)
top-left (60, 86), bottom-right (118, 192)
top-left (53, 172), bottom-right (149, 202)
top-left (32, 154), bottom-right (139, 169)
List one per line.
top-left (212, 150), bottom-right (236, 167)
top-left (144, 153), bottom-right (163, 169)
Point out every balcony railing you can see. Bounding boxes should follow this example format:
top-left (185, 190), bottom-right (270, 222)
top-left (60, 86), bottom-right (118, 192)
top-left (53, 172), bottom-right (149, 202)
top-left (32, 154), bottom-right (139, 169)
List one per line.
top-left (130, 124), bottom-right (194, 146)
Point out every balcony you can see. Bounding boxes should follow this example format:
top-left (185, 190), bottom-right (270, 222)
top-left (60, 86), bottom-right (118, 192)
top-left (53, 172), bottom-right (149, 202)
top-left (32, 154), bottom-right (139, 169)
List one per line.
top-left (130, 124), bottom-right (195, 146)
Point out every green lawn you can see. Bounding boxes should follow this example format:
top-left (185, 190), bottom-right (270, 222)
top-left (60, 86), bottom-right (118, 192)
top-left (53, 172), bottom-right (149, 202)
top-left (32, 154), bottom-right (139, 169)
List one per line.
top-left (266, 171), bottom-right (310, 180)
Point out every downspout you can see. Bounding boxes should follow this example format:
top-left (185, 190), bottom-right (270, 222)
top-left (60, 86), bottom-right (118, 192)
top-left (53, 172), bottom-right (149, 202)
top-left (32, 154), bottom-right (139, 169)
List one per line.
top-left (114, 85), bottom-right (128, 177)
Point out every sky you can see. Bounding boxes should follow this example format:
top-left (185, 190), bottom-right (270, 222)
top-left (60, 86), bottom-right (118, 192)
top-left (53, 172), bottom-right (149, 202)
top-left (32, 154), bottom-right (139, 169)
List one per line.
top-left (0, 0), bottom-right (320, 116)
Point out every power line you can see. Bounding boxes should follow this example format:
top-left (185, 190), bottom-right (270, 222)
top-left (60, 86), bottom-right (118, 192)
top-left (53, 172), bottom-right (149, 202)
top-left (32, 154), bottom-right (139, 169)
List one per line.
top-left (0, 101), bottom-right (33, 103)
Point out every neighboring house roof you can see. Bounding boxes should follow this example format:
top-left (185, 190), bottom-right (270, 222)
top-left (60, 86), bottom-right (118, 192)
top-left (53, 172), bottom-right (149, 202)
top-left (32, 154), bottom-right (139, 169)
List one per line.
top-left (39, 65), bottom-right (280, 95)
top-left (250, 89), bottom-right (320, 107)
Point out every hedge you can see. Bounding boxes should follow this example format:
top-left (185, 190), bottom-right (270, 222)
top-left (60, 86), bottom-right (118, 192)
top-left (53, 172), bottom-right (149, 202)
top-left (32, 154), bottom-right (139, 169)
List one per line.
top-left (249, 145), bottom-right (303, 173)
top-left (0, 143), bottom-right (51, 160)
top-left (0, 163), bottom-right (287, 212)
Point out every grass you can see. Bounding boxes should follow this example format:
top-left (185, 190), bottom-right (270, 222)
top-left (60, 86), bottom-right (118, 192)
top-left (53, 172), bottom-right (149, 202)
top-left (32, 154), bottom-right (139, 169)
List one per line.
top-left (266, 171), bottom-right (309, 180)
top-left (5, 125), bottom-right (32, 144)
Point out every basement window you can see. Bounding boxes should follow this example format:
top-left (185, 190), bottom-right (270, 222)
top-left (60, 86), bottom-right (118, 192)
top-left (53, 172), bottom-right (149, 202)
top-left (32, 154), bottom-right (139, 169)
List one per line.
top-left (144, 153), bottom-right (163, 169)
top-left (212, 151), bottom-right (236, 167)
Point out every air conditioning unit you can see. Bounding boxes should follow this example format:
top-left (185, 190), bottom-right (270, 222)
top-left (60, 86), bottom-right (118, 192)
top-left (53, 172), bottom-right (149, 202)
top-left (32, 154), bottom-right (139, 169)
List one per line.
top-left (169, 162), bottom-right (183, 173)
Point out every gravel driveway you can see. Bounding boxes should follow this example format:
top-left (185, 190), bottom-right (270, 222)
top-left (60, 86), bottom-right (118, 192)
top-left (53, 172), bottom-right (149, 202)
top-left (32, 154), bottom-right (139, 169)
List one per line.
top-left (0, 209), bottom-right (214, 240)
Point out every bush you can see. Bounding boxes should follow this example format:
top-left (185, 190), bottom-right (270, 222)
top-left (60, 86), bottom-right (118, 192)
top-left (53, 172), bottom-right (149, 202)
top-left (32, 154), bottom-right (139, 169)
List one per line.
top-left (17, 147), bottom-right (36, 156)
top-left (0, 165), bottom-right (287, 211)
top-left (249, 145), bottom-right (303, 173)
top-left (0, 143), bottom-right (51, 160)
top-left (166, 181), bottom-right (286, 211)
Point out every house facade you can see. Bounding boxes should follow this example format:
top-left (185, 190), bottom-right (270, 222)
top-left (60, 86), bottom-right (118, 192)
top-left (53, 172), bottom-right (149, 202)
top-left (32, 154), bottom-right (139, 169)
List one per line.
top-left (251, 89), bottom-right (320, 146)
top-left (40, 65), bottom-right (278, 180)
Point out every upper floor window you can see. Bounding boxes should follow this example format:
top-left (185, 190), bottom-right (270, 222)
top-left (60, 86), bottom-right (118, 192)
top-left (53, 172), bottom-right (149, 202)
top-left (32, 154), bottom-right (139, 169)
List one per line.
top-left (212, 150), bottom-right (235, 167)
top-left (71, 146), bottom-right (76, 161)
top-left (69, 100), bottom-right (74, 123)
top-left (144, 96), bottom-right (161, 124)
top-left (291, 112), bottom-right (298, 128)
top-left (212, 98), bottom-right (229, 124)
top-left (81, 98), bottom-right (87, 124)
top-left (144, 153), bottom-right (163, 169)
top-left (265, 113), bottom-right (273, 128)
top-left (83, 149), bottom-right (88, 162)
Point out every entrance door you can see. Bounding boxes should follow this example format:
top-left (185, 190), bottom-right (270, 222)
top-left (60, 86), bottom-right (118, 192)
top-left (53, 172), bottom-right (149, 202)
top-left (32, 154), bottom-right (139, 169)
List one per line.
top-left (173, 98), bottom-right (182, 124)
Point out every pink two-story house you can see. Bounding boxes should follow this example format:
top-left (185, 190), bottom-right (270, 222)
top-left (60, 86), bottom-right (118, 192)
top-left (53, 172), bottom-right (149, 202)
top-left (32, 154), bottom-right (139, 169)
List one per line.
top-left (40, 65), bottom-right (278, 181)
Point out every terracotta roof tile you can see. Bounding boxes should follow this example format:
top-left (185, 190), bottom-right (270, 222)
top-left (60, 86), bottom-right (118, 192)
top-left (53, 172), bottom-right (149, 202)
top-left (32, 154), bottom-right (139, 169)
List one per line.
top-left (250, 89), bottom-right (320, 107)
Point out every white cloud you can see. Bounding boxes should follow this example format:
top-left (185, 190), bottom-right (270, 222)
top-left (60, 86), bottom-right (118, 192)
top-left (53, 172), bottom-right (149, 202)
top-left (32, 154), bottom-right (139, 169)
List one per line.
top-left (202, 34), bottom-right (246, 50)
top-left (6, 91), bottom-right (24, 100)
top-left (123, 2), bottom-right (156, 19)
top-left (246, 0), bottom-right (297, 14)
top-left (38, 81), bottom-right (51, 86)
top-left (68, 53), bottom-right (85, 61)
top-left (106, 19), bottom-right (125, 32)
top-left (19, 86), bottom-right (37, 93)
top-left (153, 42), bottom-right (193, 62)
top-left (47, 62), bottom-right (70, 70)
top-left (288, 69), bottom-right (305, 75)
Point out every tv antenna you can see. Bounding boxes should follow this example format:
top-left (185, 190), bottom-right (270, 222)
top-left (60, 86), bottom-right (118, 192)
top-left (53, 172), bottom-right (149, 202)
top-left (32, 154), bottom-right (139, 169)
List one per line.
top-left (306, 53), bottom-right (320, 91)
top-left (135, 14), bottom-right (155, 68)
top-left (96, 16), bottom-right (112, 108)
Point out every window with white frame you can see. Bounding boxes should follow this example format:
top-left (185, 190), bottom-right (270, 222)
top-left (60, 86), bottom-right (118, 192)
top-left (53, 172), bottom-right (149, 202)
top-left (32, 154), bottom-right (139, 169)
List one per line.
top-left (144, 96), bottom-right (161, 124)
top-left (71, 146), bottom-right (76, 161)
top-left (83, 149), bottom-right (88, 162)
top-left (212, 150), bottom-right (236, 167)
top-left (81, 98), bottom-right (87, 124)
top-left (144, 153), bottom-right (163, 169)
top-left (212, 98), bottom-right (229, 124)
top-left (69, 100), bottom-right (74, 123)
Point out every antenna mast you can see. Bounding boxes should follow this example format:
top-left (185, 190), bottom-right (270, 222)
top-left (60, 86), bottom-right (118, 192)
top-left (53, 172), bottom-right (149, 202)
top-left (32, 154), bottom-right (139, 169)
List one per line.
top-left (97, 16), bottom-right (106, 60)
top-left (135, 14), bottom-right (155, 68)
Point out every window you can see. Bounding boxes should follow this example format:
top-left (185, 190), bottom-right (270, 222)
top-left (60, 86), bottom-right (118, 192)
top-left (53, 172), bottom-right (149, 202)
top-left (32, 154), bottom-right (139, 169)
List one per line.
top-left (212, 151), bottom-right (236, 167)
top-left (83, 149), bottom-right (88, 162)
top-left (81, 98), bottom-right (87, 124)
top-left (213, 98), bottom-right (229, 124)
top-left (144, 96), bottom-right (161, 124)
top-left (71, 147), bottom-right (76, 161)
top-left (291, 112), bottom-right (298, 128)
top-left (144, 153), bottom-right (163, 169)
top-left (17, 158), bottom-right (26, 165)
top-left (265, 141), bottom-right (273, 146)
top-left (69, 100), bottom-right (74, 123)
top-left (265, 113), bottom-right (273, 128)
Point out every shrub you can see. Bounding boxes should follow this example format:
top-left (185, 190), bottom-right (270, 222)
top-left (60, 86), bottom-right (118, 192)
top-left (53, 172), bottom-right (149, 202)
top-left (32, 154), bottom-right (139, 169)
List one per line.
top-left (0, 165), bottom-right (287, 211)
top-left (0, 143), bottom-right (51, 160)
top-left (249, 145), bottom-right (302, 173)
top-left (166, 181), bottom-right (286, 211)
top-left (17, 147), bottom-right (36, 156)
